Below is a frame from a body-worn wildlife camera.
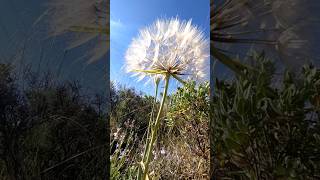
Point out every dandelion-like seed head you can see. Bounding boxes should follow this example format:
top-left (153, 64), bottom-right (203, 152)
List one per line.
top-left (47, 0), bottom-right (109, 62)
top-left (48, 0), bottom-right (107, 35)
top-left (125, 18), bottom-right (209, 84)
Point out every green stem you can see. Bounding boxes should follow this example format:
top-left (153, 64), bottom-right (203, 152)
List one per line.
top-left (142, 74), bottom-right (170, 180)
top-left (144, 80), bottom-right (159, 157)
top-left (171, 74), bottom-right (186, 85)
top-left (137, 79), bottom-right (159, 179)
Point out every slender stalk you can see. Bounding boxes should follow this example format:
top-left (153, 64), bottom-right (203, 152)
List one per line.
top-left (137, 79), bottom-right (159, 179)
top-left (142, 74), bottom-right (170, 180)
top-left (144, 79), bottom-right (160, 158)
top-left (171, 74), bottom-right (186, 85)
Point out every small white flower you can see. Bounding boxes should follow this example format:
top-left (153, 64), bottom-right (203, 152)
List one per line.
top-left (124, 18), bottom-right (209, 84)
top-left (113, 127), bottom-right (121, 139)
top-left (160, 148), bottom-right (166, 155)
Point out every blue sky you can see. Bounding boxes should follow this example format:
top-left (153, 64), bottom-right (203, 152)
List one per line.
top-left (110, 0), bottom-right (210, 95)
top-left (0, 0), bottom-right (108, 94)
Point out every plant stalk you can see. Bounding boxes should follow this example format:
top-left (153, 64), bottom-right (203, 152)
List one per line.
top-left (137, 79), bottom-right (159, 179)
top-left (141, 74), bottom-right (170, 180)
top-left (144, 79), bottom-right (160, 159)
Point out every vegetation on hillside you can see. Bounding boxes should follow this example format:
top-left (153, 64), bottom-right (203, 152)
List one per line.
top-left (211, 55), bottom-right (320, 179)
top-left (0, 64), bottom-right (108, 179)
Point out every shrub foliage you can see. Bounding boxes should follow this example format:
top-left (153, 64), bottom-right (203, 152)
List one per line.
top-left (211, 57), bottom-right (320, 179)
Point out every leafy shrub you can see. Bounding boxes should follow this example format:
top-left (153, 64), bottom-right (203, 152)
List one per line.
top-left (110, 84), bottom-right (155, 139)
top-left (0, 64), bottom-right (108, 179)
top-left (211, 57), bottom-right (320, 179)
top-left (110, 124), bottom-right (138, 180)
top-left (150, 81), bottom-right (210, 179)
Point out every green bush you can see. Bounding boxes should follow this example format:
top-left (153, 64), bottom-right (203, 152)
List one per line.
top-left (0, 64), bottom-right (108, 179)
top-left (211, 56), bottom-right (320, 179)
top-left (149, 81), bottom-right (210, 179)
top-left (110, 125), bottom-right (138, 180)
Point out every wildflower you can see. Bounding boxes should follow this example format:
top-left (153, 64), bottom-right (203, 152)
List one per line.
top-left (160, 148), bottom-right (166, 155)
top-left (113, 127), bottom-right (121, 139)
top-left (125, 18), bottom-right (209, 84)
top-left (152, 150), bottom-right (157, 159)
top-left (127, 18), bottom-right (209, 180)
top-left (118, 149), bottom-right (126, 159)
